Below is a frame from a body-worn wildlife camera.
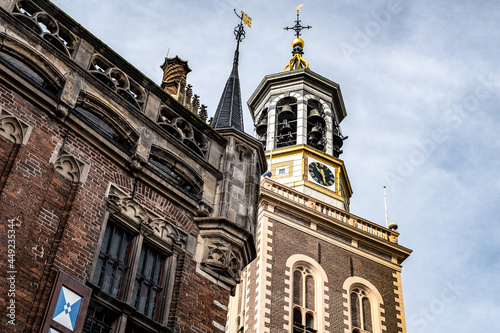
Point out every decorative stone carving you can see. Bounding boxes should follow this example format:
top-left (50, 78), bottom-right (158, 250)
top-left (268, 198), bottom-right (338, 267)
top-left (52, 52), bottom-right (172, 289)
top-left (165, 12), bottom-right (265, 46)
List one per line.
top-left (191, 94), bottom-right (200, 114)
top-left (54, 102), bottom-right (70, 119)
top-left (0, 109), bottom-right (31, 144)
top-left (157, 105), bottom-right (209, 158)
top-left (88, 54), bottom-right (147, 111)
top-left (128, 153), bottom-right (145, 173)
top-left (12, 0), bottom-right (79, 58)
top-left (198, 105), bottom-right (208, 122)
top-left (148, 145), bottom-right (203, 198)
top-left (203, 240), bottom-right (243, 281)
top-left (185, 84), bottom-right (193, 108)
top-left (177, 78), bottom-right (186, 103)
top-left (197, 198), bottom-right (213, 216)
top-left (53, 153), bottom-right (85, 183)
top-left (149, 219), bottom-right (187, 249)
top-left (107, 185), bottom-right (187, 250)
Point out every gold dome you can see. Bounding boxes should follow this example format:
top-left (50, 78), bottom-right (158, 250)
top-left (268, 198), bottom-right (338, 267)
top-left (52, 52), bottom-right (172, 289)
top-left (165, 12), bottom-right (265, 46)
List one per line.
top-left (292, 38), bottom-right (304, 49)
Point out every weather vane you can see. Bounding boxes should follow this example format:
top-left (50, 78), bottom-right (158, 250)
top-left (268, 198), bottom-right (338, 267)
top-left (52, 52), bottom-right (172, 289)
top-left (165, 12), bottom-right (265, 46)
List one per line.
top-left (284, 4), bottom-right (311, 38)
top-left (232, 9), bottom-right (252, 65)
top-left (284, 4), bottom-right (311, 71)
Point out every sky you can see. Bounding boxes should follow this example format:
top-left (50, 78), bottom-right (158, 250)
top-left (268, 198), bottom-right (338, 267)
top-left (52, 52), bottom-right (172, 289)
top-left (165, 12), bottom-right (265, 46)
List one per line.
top-left (50, 0), bottom-right (500, 331)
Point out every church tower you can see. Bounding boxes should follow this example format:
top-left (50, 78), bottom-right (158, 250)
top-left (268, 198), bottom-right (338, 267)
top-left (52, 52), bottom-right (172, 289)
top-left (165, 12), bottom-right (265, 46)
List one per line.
top-left (226, 7), bottom-right (412, 333)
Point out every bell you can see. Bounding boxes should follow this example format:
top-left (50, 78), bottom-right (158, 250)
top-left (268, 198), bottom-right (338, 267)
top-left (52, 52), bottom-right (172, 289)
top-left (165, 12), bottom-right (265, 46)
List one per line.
top-left (308, 126), bottom-right (322, 140)
top-left (315, 140), bottom-right (325, 150)
top-left (333, 133), bottom-right (344, 150)
top-left (307, 108), bottom-right (326, 128)
top-left (278, 104), bottom-right (295, 121)
top-left (280, 124), bottom-right (292, 136)
top-left (256, 118), bottom-right (268, 136)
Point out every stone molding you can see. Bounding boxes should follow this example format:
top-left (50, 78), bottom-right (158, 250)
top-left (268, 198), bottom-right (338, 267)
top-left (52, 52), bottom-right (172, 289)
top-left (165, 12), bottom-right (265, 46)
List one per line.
top-left (195, 217), bottom-right (256, 291)
top-left (107, 184), bottom-right (187, 251)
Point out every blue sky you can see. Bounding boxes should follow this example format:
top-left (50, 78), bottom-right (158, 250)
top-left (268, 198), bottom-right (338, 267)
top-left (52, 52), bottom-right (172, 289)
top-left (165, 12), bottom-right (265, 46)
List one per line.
top-left (51, 0), bottom-right (500, 331)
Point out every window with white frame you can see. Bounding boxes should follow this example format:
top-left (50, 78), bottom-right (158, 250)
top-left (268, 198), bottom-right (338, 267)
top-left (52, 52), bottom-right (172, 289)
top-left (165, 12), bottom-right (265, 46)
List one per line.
top-left (344, 277), bottom-right (384, 333)
top-left (350, 288), bottom-right (373, 333)
top-left (287, 255), bottom-right (328, 333)
top-left (277, 166), bottom-right (289, 176)
top-left (292, 266), bottom-right (317, 333)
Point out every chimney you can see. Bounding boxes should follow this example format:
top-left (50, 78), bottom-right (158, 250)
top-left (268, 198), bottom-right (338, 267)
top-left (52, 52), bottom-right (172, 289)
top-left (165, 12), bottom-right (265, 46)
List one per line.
top-left (160, 56), bottom-right (191, 97)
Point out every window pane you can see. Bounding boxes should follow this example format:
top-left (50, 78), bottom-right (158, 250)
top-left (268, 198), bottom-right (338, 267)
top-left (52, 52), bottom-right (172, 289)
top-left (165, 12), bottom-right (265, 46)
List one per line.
top-left (83, 302), bottom-right (118, 333)
top-left (305, 312), bottom-right (314, 328)
top-left (351, 292), bottom-right (360, 329)
top-left (293, 270), bottom-right (303, 306)
top-left (305, 275), bottom-right (315, 311)
top-left (93, 221), bottom-right (131, 298)
top-left (362, 297), bottom-right (372, 332)
top-left (293, 307), bottom-right (302, 325)
top-left (125, 322), bottom-right (151, 333)
top-left (131, 243), bottom-right (166, 319)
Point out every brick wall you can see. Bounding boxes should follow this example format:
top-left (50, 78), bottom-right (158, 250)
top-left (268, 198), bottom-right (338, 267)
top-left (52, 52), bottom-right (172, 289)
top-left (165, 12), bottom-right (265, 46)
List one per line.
top-left (267, 218), bottom-right (401, 333)
top-left (0, 81), bottom-right (228, 332)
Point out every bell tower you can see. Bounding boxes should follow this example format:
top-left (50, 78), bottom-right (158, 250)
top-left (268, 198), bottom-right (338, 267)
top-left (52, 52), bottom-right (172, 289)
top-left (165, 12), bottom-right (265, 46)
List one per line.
top-left (249, 12), bottom-right (351, 210)
top-left (226, 6), bottom-right (411, 333)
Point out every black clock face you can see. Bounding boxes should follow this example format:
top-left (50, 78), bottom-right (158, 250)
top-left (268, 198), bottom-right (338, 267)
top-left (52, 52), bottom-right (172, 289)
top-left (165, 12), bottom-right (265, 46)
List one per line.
top-left (308, 162), bottom-right (335, 187)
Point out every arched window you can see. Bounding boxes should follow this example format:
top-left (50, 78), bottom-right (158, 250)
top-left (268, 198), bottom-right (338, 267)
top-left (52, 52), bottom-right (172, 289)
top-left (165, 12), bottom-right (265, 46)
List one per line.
top-left (286, 255), bottom-right (328, 333)
top-left (73, 94), bottom-right (139, 154)
top-left (350, 288), bottom-right (373, 333)
top-left (292, 266), bottom-right (317, 333)
top-left (343, 277), bottom-right (384, 333)
top-left (276, 97), bottom-right (298, 149)
top-left (0, 49), bottom-right (64, 97)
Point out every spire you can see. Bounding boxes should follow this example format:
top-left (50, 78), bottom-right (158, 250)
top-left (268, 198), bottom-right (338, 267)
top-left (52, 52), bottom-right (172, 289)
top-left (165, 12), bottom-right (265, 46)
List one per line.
top-left (212, 10), bottom-right (252, 131)
top-left (284, 4), bottom-right (312, 71)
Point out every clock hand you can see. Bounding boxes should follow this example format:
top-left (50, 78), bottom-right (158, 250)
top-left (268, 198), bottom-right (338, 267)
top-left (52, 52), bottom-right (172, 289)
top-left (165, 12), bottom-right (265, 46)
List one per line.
top-left (318, 168), bottom-right (326, 182)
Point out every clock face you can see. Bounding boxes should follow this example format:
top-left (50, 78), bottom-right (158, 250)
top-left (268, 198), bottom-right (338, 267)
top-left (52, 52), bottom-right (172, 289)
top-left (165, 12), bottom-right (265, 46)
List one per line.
top-left (308, 162), bottom-right (335, 187)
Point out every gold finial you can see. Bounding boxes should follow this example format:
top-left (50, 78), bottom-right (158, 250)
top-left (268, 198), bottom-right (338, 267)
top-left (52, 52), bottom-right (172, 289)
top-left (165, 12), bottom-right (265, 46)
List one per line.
top-left (292, 38), bottom-right (304, 49)
top-left (283, 4), bottom-right (311, 71)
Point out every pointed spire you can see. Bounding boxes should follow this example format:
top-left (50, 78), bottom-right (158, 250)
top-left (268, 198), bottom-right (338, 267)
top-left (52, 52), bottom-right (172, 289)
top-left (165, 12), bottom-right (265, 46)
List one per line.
top-left (212, 10), bottom-right (251, 132)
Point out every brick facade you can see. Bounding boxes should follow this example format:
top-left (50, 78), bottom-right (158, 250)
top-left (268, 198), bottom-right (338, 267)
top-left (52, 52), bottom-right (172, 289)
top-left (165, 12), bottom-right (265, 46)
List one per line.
top-left (227, 180), bottom-right (411, 333)
top-left (0, 82), bottom-right (232, 332)
top-left (0, 1), bottom-right (265, 332)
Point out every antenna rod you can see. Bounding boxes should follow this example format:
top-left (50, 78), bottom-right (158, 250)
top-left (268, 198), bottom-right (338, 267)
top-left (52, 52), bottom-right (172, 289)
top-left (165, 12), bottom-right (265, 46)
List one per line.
top-left (384, 186), bottom-right (389, 228)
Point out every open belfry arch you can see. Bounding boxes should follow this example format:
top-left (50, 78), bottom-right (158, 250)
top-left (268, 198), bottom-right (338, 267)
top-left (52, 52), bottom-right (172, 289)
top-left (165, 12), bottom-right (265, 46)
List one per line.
top-left (226, 5), bottom-right (411, 333)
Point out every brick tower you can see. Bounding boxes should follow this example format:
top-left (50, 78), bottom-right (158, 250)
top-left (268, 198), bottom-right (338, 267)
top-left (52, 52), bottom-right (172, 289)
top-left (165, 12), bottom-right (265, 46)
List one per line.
top-left (226, 7), bottom-right (412, 333)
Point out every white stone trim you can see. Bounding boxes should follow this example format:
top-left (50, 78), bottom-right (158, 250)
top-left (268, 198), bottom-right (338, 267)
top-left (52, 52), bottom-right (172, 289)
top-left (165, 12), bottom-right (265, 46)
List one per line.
top-left (252, 214), bottom-right (273, 333)
top-left (342, 276), bottom-right (386, 333)
top-left (393, 271), bottom-right (407, 333)
top-left (285, 254), bottom-right (329, 333)
top-left (265, 209), bottom-right (402, 271)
